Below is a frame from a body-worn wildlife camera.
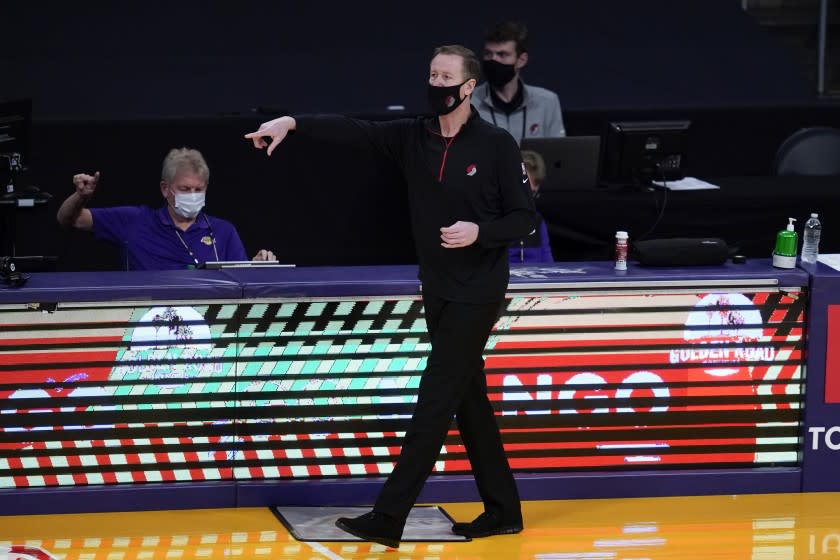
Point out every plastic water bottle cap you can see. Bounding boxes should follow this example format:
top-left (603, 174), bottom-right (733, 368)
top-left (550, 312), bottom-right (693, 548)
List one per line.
top-left (811, 213), bottom-right (819, 218)
top-left (616, 231), bottom-right (628, 239)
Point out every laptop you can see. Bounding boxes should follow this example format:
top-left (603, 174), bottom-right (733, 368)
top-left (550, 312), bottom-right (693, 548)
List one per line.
top-left (203, 261), bottom-right (295, 269)
top-left (521, 136), bottom-right (601, 191)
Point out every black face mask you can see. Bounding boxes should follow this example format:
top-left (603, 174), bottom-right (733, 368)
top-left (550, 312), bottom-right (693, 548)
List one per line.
top-left (482, 59), bottom-right (517, 88)
top-left (427, 80), bottom-right (469, 116)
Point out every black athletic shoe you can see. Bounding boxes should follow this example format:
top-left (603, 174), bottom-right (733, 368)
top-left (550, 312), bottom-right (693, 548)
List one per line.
top-left (451, 511), bottom-right (523, 538)
top-left (335, 511), bottom-right (404, 549)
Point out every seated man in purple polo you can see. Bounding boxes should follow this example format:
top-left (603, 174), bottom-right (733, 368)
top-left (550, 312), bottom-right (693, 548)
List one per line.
top-left (56, 147), bottom-right (274, 270)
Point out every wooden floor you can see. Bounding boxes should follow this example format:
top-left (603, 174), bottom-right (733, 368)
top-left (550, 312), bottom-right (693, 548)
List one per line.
top-left (1, 493), bottom-right (839, 559)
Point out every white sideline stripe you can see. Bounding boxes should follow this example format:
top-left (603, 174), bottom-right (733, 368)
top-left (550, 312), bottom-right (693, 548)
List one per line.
top-left (305, 541), bottom-right (345, 560)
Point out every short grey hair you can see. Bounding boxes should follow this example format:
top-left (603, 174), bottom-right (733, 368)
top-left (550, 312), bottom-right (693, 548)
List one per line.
top-left (161, 147), bottom-right (210, 185)
top-left (432, 44), bottom-right (481, 83)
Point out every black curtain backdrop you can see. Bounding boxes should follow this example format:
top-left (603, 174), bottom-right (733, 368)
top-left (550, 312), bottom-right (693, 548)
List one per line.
top-left (1, 1), bottom-right (812, 118)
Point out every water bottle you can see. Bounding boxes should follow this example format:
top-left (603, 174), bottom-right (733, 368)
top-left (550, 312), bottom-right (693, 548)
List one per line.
top-left (801, 213), bottom-right (822, 264)
top-left (614, 231), bottom-right (629, 270)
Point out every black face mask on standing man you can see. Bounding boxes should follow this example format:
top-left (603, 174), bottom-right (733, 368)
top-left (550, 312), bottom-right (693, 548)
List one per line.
top-left (427, 79), bottom-right (470, 116)
top-left (481, 59), bottom-right (517, 88)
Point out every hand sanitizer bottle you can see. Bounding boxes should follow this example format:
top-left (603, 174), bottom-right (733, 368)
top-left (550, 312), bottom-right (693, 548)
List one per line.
top-left (772, 217), bottom-right (798, 269)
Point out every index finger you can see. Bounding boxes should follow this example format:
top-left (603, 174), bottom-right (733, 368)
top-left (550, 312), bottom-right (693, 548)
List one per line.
top-left (244, 130), bottom-right (267, 149)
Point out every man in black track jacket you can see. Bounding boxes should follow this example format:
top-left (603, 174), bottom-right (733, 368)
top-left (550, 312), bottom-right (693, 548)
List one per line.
top-left (245, 44), bottom-right (536, 549)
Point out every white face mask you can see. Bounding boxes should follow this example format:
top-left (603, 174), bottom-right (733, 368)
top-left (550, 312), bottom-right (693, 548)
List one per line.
top-left (172, 191), bottom-right (205, 219)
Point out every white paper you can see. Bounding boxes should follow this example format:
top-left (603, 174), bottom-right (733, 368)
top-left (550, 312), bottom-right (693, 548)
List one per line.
top-left (817, 254), bottom-right (840, 271)
top-left (652, 176), bottom-right (721, 190)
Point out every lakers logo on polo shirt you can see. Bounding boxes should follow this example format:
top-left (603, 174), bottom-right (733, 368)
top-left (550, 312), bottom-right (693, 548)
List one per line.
top-left (202, 236), bottom-right (213, 246)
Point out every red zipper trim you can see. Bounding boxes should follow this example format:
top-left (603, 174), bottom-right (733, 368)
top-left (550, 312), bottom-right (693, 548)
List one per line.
top-left (438, 135), bottom-right (457, 182)
top-left (428, 126), bottom-right (460, 182)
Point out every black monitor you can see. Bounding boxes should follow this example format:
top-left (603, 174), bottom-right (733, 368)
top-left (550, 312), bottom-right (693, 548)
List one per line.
top-left (0, 99), bottom-right (50, 261)
top-left (0, 98), bottom-right (32, 195)
top-left (599, 120), bottom-right (691, 188)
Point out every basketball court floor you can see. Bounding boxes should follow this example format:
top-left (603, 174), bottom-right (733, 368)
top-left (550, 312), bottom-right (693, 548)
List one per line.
top-left (2, 492), bottom-right (838, 559)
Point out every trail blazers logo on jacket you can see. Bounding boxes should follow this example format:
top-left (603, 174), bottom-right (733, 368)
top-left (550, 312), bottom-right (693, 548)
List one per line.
top-left (530, 123), bottom-right (539, 134)
top-left (466, 164), bottom-right (477, 176)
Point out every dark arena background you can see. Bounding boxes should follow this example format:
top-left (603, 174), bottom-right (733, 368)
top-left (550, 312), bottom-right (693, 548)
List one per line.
top-left (2, 0), bottom-right (839, 270)
top-left (2, 2), bottom-right (840, 559)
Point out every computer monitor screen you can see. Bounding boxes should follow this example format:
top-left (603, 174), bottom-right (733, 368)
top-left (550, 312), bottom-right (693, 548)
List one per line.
top-left (600, 120), bottom-right (691, 187)
top-left (0, 99), bottom-right (32, 190)
top-left (0, 99), bottom-right (31, 162)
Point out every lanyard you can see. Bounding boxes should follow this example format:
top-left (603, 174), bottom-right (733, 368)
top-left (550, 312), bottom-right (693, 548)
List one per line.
top-left (489, 104), bottom-right (528, 143)
top-left (174, 215), bottom-right (219, 266)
